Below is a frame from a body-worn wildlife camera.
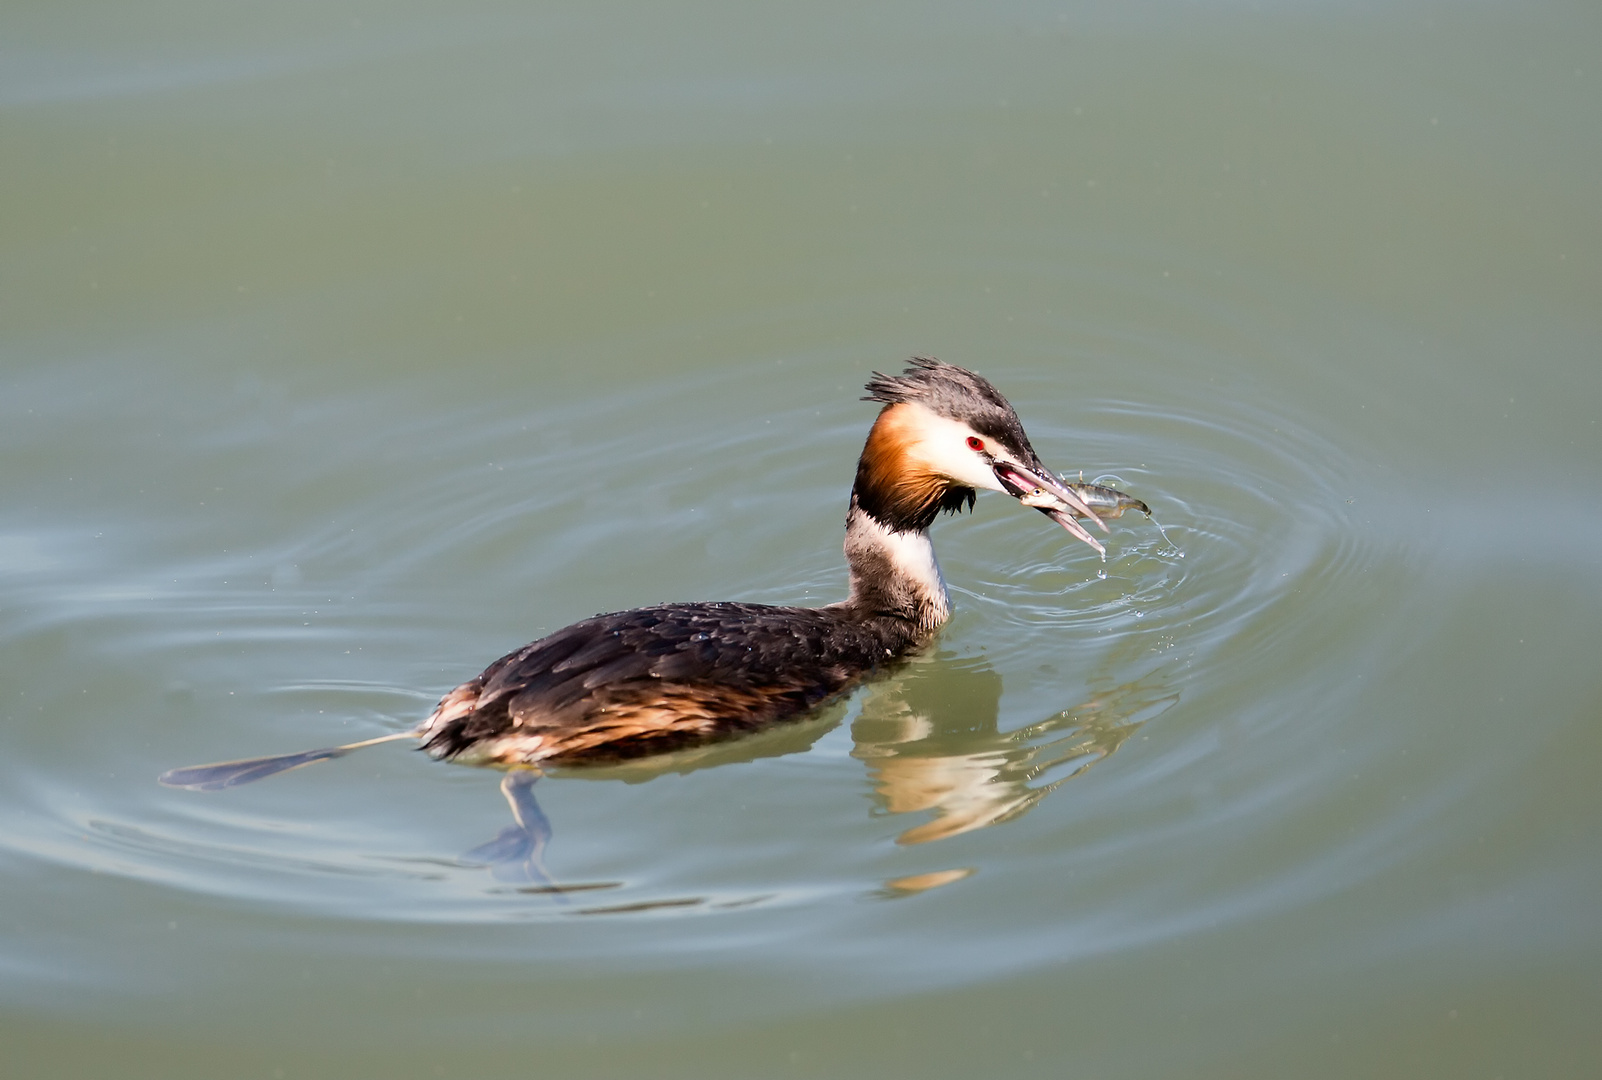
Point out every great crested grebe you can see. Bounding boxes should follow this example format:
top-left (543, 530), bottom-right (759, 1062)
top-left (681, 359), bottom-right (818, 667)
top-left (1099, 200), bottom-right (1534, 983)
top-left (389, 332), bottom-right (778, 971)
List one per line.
top-left (160, 358), bottom-right (1146, 791)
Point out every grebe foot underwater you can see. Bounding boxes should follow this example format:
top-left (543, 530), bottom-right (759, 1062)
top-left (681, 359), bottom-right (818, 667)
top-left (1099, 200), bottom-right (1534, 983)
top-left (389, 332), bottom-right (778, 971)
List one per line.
top-left (159, 358), bottom-right (1147, 795)
top-left (461, 771), bottom-right (556, 884)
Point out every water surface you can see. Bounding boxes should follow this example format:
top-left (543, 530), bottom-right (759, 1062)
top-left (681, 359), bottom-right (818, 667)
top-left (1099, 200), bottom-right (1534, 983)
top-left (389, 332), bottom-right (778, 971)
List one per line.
top-left (3, 1), bottom-right (1600, 1077)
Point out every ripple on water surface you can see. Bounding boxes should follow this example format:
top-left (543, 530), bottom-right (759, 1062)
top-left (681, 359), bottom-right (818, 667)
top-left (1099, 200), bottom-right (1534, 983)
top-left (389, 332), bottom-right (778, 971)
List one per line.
top-left (0, 362), bottom-right (1437, 978)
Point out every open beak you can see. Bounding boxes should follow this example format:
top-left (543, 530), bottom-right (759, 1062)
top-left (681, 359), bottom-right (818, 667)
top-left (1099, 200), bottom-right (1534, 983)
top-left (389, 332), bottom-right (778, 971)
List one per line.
top-left (992, 457), bottom-right (1128, 556)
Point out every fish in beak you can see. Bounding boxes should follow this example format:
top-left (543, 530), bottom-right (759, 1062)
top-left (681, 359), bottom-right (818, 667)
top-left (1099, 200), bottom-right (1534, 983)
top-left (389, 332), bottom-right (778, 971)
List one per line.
top-left (992, 457), bottom-right (1148, 557)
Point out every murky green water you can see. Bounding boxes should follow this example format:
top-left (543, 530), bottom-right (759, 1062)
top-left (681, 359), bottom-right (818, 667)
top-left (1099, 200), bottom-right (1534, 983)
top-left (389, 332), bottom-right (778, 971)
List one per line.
top-left (4, 1), bottom-right (1600, 1077)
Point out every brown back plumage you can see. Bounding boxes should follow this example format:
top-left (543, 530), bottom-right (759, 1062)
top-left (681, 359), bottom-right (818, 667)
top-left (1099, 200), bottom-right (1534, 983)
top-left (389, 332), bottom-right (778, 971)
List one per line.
top-left (419, 601), bottom-right (922, 765)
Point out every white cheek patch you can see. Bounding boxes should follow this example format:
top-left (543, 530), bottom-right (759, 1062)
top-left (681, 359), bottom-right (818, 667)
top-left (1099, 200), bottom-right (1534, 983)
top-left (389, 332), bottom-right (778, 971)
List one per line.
top-left (898, 404), bottom-right (1005, 492)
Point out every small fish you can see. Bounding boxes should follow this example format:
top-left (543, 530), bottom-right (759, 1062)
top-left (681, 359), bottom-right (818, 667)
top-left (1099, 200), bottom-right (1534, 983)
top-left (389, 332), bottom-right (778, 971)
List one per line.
top-left (1015, 478), bottom-right (1150, 559)
top-left (1059, 481), bottom-right (1149, 520)
top-left (1018, 479), bottom-right (1146, 517)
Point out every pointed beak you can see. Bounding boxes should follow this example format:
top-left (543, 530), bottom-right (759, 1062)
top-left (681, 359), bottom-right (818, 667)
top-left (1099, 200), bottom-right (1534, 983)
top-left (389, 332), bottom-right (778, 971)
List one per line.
top-left (991, 457), bottom-right (1112, 554)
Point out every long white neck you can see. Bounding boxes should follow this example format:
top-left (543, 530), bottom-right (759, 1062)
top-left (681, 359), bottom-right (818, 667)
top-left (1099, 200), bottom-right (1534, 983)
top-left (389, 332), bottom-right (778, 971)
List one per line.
top-left (839, 501), bottom-right (951, 634)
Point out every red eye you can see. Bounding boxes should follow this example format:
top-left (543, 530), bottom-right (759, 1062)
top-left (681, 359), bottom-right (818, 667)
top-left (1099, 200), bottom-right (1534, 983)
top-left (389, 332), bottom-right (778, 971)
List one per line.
top-left (966, 436), bottom-right (984, 451)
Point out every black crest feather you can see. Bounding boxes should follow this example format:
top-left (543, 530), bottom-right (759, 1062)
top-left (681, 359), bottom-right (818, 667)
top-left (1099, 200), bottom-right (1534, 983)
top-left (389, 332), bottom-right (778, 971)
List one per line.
top-left (864, 357), bottom-right (1011, 411)
top-left (863, 357), bottom-right (1034, 455)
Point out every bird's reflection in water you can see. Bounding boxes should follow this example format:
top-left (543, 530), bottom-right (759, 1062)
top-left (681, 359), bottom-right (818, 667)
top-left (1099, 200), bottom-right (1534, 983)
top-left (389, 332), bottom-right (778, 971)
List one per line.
top-left (466, 660), bottom-right (1176, 890)
top-left (852, 658), bottom-right (1178, 847)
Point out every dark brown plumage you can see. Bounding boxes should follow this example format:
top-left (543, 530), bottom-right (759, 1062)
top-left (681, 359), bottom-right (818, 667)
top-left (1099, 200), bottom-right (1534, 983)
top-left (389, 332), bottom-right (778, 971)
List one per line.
top-left (421, 601), bottom-right (917, 765)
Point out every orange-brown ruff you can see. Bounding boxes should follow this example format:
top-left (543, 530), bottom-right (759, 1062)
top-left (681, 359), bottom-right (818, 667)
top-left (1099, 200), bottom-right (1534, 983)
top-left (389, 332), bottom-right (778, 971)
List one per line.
top-left (161, 358), bottom-right (1143, 789)
top-left (852, 401), bottom-right (978, 531)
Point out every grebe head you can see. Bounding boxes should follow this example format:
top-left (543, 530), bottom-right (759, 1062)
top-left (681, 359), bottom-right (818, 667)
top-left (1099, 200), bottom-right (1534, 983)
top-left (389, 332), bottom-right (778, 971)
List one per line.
top-left (855, 357), bottom-right (1108, 550)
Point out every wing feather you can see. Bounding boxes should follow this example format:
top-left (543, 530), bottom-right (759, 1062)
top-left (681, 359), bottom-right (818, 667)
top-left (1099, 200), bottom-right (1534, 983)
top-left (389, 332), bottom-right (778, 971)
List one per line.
top-left (418, 602), bottom-right (916, 764)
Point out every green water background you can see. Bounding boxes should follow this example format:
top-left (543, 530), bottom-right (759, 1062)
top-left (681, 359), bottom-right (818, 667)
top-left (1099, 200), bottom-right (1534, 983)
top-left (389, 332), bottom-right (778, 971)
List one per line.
top-left (3, 2), bottom-right (1599, 1077)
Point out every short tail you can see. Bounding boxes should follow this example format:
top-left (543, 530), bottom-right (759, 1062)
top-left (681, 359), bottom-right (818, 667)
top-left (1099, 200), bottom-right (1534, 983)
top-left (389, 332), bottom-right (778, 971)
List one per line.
top-left (158, 731), bottom-right (416, 791)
